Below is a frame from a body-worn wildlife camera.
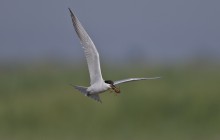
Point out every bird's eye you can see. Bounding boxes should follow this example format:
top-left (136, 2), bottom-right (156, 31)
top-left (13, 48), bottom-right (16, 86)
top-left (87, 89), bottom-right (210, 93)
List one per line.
top-left (105, 80), bottom-right (114, 84)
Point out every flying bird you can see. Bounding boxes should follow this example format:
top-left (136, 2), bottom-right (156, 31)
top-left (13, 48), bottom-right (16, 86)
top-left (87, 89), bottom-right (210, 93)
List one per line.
top-left (68, 8), bottom-right (160, 103)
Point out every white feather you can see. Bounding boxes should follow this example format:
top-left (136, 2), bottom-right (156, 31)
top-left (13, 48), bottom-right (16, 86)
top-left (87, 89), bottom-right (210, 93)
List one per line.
top-left (114, 77), bottom-right (161, 85)
top-left (69, 9), bottom-right (103, 85)
top-left (68, 8), bottom-right (160, 103)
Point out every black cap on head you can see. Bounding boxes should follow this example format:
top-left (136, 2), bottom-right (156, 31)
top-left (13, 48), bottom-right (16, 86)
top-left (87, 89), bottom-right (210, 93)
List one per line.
top-left (104, 80), bottom-right (114, 85)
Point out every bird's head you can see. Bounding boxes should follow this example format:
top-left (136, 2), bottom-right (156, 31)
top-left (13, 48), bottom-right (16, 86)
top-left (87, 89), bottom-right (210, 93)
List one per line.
top-left (104, 80), bottom-right (120, 93)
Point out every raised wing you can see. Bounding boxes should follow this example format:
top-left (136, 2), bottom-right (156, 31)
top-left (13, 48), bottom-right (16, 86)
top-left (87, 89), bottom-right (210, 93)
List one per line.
top-left (69, 8), bottom-right (103, 85)
top-left (114, 77), bottom-right (160, 85)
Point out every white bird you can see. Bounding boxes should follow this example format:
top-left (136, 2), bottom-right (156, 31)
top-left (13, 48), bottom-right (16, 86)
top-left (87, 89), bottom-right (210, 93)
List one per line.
top-left (68, 8), bottom-right (160, 103)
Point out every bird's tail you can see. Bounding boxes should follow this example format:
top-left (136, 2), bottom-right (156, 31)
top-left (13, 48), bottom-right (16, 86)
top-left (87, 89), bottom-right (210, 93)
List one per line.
top-left (74, 85), bottom-right (88, 95)
top-left (72, 85), bottom-right (102, 103)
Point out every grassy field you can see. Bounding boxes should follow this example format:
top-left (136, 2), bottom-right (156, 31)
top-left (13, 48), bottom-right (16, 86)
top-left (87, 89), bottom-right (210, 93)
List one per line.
top-left (0, 64), bottom-right (220, 140)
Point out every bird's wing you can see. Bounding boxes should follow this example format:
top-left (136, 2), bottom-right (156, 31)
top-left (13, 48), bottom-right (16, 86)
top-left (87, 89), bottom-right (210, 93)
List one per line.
top-left (88, 94), bottom-right (102, 103)
top-left (114, 77), bottom-right (160, 85)
top-left (69, 8), bottom-right (103, 85)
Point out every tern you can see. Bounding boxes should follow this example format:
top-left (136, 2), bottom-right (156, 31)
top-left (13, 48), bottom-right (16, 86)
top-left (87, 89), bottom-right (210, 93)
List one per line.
top-left (68, 8), bottom-right (160, 103)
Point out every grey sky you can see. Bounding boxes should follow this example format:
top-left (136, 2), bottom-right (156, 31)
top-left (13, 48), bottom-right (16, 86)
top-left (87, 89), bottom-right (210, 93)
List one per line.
top-left (1, 0), bottom-right (220, 65)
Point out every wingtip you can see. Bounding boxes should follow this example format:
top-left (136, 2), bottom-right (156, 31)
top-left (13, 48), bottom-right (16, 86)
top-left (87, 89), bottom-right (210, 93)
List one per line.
top-left (68, 8), bottom-right (73, 15)
top-left (154, 76), bottom-right (161, 79)
top-left (147, 76), bottom-right (161, 79)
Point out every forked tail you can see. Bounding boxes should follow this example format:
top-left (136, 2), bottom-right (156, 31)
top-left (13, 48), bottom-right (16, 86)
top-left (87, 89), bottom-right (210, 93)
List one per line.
top-left (74, 85), bottom-right (88, 95)
top-left (72, 85), bottom-right (102, 103)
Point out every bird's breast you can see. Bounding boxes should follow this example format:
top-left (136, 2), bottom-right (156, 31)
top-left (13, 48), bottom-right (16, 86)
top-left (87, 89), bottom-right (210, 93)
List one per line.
top-left (88, 83), bottom-right (110, 94)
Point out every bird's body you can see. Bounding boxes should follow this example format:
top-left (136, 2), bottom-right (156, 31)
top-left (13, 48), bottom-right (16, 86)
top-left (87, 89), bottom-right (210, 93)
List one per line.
top-left (74, 81), bottom-right (110, 103)
top-left (68, 8), bottom-right (160, 102)
top-left (87, 82), bottom-right (111, 94)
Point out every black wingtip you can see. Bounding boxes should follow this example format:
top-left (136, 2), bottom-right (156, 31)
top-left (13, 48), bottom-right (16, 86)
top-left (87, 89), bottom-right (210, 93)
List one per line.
top-left (68, 8), bottom-right (73, 14)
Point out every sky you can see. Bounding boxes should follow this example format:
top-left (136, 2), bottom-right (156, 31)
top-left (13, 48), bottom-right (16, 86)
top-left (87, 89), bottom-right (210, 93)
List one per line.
top-left (1, 0), bottom-right (220, 65)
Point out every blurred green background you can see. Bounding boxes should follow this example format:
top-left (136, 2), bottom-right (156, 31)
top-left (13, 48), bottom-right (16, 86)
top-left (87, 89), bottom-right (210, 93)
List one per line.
top-left (1, 0), bottom-right (220, 139)
top-left (0, 63), bottom-right (220, 140)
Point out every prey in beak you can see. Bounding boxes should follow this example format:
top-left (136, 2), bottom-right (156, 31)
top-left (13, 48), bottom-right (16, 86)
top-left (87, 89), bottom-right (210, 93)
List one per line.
top-left (105, 80), bottom-right (120, 94)
top-left (111, 84), bottom-right (120, 94)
